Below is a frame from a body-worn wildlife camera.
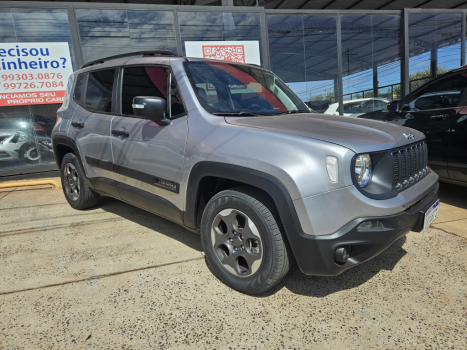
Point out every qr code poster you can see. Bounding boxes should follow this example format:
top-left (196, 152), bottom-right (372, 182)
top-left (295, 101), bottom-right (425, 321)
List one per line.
top-left (185, 41), bottom-right (261, 66)
top-left (202, 45), bottom-right (245, 63)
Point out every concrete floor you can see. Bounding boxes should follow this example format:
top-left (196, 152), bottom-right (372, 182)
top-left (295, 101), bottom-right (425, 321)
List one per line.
top-left (0, 178), bottom-right (466, 349)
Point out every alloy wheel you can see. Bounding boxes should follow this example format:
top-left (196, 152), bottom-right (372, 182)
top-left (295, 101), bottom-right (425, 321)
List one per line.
top-left (211, 209), bottom-right (263, 277)
top-left (64, 162), bottom-right (80, 201)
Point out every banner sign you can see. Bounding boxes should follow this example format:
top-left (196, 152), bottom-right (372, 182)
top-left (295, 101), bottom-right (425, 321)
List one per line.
top-left (0, 42), bottom-right (73, 107)
top-left (185, 41), bottom-right (261, 66)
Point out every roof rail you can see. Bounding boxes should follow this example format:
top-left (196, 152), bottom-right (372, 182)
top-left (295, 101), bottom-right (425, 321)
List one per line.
top-left (80, 50), bottom-right (182, 69)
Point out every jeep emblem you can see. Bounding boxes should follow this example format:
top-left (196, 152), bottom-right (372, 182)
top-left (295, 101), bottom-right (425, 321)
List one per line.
top-left (403, 133), bottom-right (414, 140)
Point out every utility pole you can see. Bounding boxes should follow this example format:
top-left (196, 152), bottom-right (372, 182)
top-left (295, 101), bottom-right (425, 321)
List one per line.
top-left (344, 48), bottom-right (358, 75)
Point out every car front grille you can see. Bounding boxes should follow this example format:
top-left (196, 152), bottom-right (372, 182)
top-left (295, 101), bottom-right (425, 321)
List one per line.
top-left (392, 141), bottom-right (429, 190)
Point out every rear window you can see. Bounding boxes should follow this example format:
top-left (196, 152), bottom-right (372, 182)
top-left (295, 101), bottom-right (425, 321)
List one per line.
top-left (84, 69), bottom-right (116, 113)
top-left (73, 74), bottom-right (86, 104)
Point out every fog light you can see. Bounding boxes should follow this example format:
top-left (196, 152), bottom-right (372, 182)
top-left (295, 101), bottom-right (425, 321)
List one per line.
top-left (358, 221), bottom-right (384, 231)
top-left (335, 246), bottom-right (349, 264)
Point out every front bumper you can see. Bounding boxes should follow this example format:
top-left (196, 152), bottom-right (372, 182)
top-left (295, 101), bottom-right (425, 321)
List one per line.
top-left (286, 182), bottom-right (439, 276)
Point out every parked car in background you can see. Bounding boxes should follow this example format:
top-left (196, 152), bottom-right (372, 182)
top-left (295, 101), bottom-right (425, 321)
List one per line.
top-left (358, 66), bottom-right (467, 186)
top-left (53, 51), bottom-right (439, 295)
top-left (0, 118), bottom-right (53, 164)
top-left (325, 97), bottom-right (390, 117)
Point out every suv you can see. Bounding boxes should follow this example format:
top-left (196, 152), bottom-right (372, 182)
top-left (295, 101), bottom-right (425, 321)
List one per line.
top-left (359, 67), bottom-right (467, 186)
top-left (52, 51), bottom-right (440, 295)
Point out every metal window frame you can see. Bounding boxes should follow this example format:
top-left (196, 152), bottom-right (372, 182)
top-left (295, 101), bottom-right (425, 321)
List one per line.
top-left (0, 2), bottom-right (466, 116)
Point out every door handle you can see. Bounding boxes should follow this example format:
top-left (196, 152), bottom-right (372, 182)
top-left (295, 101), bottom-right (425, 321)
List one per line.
top-left (71, 121), bottom-right (84, 128)
top-left (430, 114), bottom-right (448, 119)
top-left (111, 129), bottom-right (129, 138)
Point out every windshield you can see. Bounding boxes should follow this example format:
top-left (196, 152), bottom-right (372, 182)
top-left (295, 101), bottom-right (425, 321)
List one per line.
top-left (184, 61), bottom-right (309, 116)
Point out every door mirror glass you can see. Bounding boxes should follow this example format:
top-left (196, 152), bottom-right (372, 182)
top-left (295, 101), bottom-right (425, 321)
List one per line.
top-left (388, 100), bottom-right (399, 112)
top-left (132, 96), bottom-right (171, 126)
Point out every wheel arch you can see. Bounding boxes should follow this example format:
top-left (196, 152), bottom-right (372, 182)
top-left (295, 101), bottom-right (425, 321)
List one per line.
top-left (52, 135), bottom-right (88, 181)
top-left (184, 162), bottom-right (302, 232)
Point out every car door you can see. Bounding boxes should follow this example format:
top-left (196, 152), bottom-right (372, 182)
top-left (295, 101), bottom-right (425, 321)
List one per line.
top-left (397, 73), bottom-right (467, 179)
top-left (448, 104), bottom-right (467, 183)
top-left (67, 68), bottom-right (119, 196)
top-left (110, 65), bottom-right (188, 220)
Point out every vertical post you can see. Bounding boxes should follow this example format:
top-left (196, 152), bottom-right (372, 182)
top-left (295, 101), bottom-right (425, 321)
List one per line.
top-left (334, 78), bottom-right (338, 103)
top-left (373, 61), bottom-right (378, 97)
top-left (462, 12), bottom-right (466, 67)
top-left (174, 9), bottom-right (183, 55)
top-left (401, 9), bottom-right (410, 98)
top-left (260, 10), bottom-right (270, 70)
top-left (337, 14), bottom-right (343, 116)
top-left (67, 4), bottom-right (83, 69)
top-left (221, 0), bottom-right (234, 5)
top-left (430, 41), bottom-right (438, 80)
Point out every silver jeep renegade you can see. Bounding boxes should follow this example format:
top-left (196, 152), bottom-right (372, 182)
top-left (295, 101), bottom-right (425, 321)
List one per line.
top-left (52, 50), bottom-right (439, 295)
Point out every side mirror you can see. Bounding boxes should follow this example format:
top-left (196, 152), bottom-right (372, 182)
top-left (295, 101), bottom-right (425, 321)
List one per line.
top-left (132, 96), bottom-right (171, 126)
top-left (388, 100), bottom-right (399, 113)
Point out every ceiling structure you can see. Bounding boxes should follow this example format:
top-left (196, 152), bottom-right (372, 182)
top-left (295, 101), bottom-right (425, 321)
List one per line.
top-left (7, 0), bottom-right (467, 9)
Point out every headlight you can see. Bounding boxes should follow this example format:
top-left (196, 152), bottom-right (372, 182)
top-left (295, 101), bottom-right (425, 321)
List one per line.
top-left (355, 154), bottom-right (372, 188)
top-left (17, 131), bottom-right (29, 143)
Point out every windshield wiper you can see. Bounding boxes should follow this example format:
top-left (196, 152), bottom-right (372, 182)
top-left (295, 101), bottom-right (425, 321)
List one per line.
top-left (282, 109), bottom-right (310, 114)
top-left (211, 111), bottom-right (262, 116)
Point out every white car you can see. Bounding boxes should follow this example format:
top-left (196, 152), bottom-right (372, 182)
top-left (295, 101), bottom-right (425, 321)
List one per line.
top-left (325, 97), bottom-right (390, 117)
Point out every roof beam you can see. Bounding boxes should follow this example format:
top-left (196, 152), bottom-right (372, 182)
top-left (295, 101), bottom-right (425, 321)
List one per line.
top-left (298, 0), bottom-right (312, 9)
top-left (452, 1), bottom-right (467, 8)
top-left (377, 0), bottom-right (397, 10)
top-left (414, 0), bottom-right (432, 7)
top-left (274, 0), bottom-right (288, 9)
top-left (347, 0), bottom-right (365, 9)
top-left (322, 0), bottom-right (337, 9)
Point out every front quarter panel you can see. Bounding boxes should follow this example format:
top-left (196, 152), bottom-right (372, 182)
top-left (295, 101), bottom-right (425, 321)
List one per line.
top-left (183, 109), bottom-right (355, 203)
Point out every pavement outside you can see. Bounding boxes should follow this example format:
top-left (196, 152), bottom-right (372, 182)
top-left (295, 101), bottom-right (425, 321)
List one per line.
top-left (0, 177), bottom-right (466, 349)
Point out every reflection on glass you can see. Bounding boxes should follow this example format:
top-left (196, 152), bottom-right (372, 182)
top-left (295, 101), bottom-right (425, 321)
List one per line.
top-left (0, 8), bottom-right (74, 174)
top-left (341, 15), bottom-right (400, 117)
top-left (178, 12), bottom-right (262, 65)
top-left (409, 14), bottom-right (462, 92)
top-left (0, 8), bottom-right (76, 70)
top-left (267, 15), bottom-right (338, 114)
top-left (77, 10), bottom-right (176, 64)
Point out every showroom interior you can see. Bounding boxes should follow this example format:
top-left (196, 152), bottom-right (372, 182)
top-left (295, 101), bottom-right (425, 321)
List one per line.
top-left (0, 0), bottom-right (467, 177)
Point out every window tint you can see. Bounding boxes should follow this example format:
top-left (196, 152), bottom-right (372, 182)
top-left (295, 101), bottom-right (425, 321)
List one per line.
top-left (74, 74), bottom-right (86, 104)
top-left (170, 74), bottom-right (186, 117)
top-left (84, 69), bottom-right (116, 113)
top-left (344, 102), bottom-right (363, 114)
top-left (121, 67), bottom-right (168, 116)
top-left (405, 74), bottom-right (467, 110)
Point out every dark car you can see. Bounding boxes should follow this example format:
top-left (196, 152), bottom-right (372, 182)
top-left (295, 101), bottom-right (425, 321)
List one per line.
top-left (358, 67), bottom-right (467, 186)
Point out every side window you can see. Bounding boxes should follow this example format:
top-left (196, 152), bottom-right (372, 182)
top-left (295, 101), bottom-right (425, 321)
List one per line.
top-left (74, 73), bottom-right (86, 104)
top-left (170, 73), bottom-right (186, 117)
top-left (405, 73), bottom-right (467, 111)
top-left (344, 101), bottom-right (363, 114)
top-left (84, 69), bottom-right (116, 113)
top-left (121, 67), bottom-right (168, 116)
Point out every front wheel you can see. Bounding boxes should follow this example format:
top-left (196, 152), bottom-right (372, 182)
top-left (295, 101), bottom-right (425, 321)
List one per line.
top-left (200, 187), bottom-right (291, 295)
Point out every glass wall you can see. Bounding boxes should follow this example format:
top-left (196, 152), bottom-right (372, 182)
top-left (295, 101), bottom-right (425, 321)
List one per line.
top-left (178, 11), bottom-right (262, 65)
top-left (0, 8), bottom-right (75, 176)
top-left (409, 13), bottom-right (462, 92)
top-left (76, 9), bottom-right (176, 64)
top-left (341, 15), bottom-right (400, 117)
top-left (267, 15), bottom-right (339, 114)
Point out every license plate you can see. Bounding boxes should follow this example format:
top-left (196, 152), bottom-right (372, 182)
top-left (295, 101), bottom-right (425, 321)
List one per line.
top-left (422, 199), bottom-right (439, 233)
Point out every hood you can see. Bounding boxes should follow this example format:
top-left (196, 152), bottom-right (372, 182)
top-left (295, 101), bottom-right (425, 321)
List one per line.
top-left (224, 113), bottom-right (425, 154)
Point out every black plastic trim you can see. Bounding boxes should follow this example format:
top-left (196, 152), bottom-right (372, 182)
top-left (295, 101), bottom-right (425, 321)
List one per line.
top-left (85, 155), bottom-right (180, 193)
top-left (285, 182), bottom-right (439, 276)
top-left (185, 162), bottom-right (302, 230)
top-left (351, 139), bottom-right (430, 200)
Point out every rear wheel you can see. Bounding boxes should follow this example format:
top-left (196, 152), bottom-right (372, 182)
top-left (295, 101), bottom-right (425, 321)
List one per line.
top-left (60, 153), bottom-right (100, 209)
top-left (200, 187), bottom-right (291, 295)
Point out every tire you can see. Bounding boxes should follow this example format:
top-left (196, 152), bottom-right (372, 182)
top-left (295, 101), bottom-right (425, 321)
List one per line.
top-left (200, 187), bottom-right (291, 295)
top-left (19, 142), bottom-right (41, 164)
top-left (60, 153), bottom-right (100, 210)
